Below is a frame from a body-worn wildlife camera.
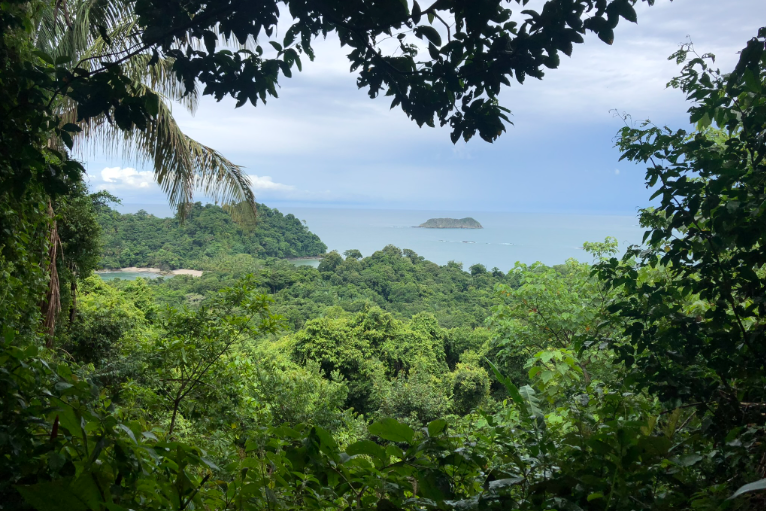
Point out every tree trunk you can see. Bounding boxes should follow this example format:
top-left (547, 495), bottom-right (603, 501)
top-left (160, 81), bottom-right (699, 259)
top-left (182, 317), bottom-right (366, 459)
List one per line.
top-left (41, 201), bottom-right (61, 347)
top-left (68, 275), bottom-right (77, 325)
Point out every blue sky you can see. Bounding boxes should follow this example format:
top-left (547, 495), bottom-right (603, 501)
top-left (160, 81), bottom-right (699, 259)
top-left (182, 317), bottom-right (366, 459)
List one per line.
top-left (84, 0), bottom-right (764, 215)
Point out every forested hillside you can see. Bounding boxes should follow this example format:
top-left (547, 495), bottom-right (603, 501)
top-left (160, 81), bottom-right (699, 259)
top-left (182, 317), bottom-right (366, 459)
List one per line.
top-left (97, 202), bottom-right (327, 269)
top-left (2, 1), bottom-right (765, 510)
top-left (137, 245), bottom-right (513, 328)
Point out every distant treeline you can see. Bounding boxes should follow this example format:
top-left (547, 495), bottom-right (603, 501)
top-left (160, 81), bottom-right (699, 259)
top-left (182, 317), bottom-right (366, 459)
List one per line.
top-left (97, 202), bottom-right (327, 269)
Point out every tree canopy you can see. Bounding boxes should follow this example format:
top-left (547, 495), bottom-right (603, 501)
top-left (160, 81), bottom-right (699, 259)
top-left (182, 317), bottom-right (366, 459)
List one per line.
top-left (97, 201), bottom-right (327, 269)
top-left (4, 1), bottom-right (766, 509)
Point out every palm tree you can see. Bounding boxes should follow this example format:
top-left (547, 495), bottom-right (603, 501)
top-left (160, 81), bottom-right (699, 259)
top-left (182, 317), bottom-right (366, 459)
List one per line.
top-left (34, 0), bottom-right (257, 223)
top-left (32, 0), bottom-right (258, 340)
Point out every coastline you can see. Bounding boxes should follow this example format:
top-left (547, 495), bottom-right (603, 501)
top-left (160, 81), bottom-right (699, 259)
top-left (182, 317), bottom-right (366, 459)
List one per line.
top-left (413, 226), bottom-right (483, 229)
top-left (285, 255), bottom-right (325, 261)
top-left (97, 267), bottom-right (203, 277)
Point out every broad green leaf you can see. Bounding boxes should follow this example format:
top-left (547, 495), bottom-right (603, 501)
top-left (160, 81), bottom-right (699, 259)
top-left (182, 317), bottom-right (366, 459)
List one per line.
top-left (313, 426), bottom-right (338, 454)
top-left (743, 68), bottom-right (761, 92)
top-left (33, 50), bottom-right (54, 65)
top-left (61, 123), bottom-right (82, 133)
top-left (61, 131), bottom-right (74, 150)
top-left (729, 478), bottom-right (766, 499)
top-left (412, 1), bottom-right (422, 24)
top-left (677, 454), bottom-right (703, 467)
top-left (386, 444), bottom-right (404, 459)
top-left (346, 440), bottom-right (386, 461)
top-left (70, 475), bottom-right (101, 511)
top-left (16, 481), bottom-right (89, 511)
top-left (519, 385), bottom-right (543, 418)
top-left (618, 3), bottom-right (637, 23)
top-left (488, 477), bottom-right (523, 490)
top-left (417, 471), bottom-right (448, 500)
top-left (117, 423), bottom-right (137, 444)
top-left (368, 418), bottom-right (414, 444)
top-left (427, 418), bottom-right (447, 437)
top-left (415, 26), bottom-right (441, 46)
top-left (486, 359), bottom-right (528, 415)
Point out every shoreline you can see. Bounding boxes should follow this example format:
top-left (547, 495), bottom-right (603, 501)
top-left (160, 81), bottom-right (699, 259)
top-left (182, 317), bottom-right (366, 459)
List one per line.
top-left (413, 226), bottom-right (483, 229)
top-left (285, 255), bottom-right (325, 261)
top-left (97, 267), bottom-right (203, 277)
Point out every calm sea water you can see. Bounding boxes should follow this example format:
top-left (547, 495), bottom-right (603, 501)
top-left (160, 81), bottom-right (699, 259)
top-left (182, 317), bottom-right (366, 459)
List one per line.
top-left (113, 204), bottom-right (645, 271)
top-left (96, 271), bottom-right (173, 281)
top-left (286, 208), bottom-right (644, 270)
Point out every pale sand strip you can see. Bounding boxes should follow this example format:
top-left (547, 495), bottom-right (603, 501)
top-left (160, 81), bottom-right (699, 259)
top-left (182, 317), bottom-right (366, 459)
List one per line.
top-left (170, 269), bottom-right (203, 277)
top-left (103, 267), bottom-right (203, 277)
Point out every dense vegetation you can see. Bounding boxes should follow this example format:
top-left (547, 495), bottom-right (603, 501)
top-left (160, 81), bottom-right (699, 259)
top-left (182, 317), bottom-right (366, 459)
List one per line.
top-left (2, 0), bottom-right (765, 510)
top-left (141, 245), bottom-right (510, 329)
top-left (97, 201), bottom-right (327, 269)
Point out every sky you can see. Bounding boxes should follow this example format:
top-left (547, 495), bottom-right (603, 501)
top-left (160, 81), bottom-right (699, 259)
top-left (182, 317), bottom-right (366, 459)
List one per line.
top-left (84, 0), bottom-right (764, 215)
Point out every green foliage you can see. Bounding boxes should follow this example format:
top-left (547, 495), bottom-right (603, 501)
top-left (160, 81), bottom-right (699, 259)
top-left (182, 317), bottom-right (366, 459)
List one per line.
top-left (600, 35), bottom-right (766, 412)
top-left (127, 0), bottom-right (655, 143)
top-left (374, 364), bottom-right (453, 428)
top-left (273, 244), bottom-right (512, 329)
top-left (449, 362), bottom-right (491, 415)
top-left (249, 353), bottom-right (366, 443)
top-left (343, 249), bottom-right (363, 260)
top-left (419, 217), bottom-right (483, 229)
top-left (97, 202), bottom-right (326, 269)
top-left (317, 249), bottom-right (343, 273)
top-left (6, 2), bottom-right (766, 509)
top-left (289, 306), bottom-right (449, 417)
top-left (1, 1), bottom-right (80, 341)
top-left (62, 275), bottom-right (147, 367)
top-left (592, 31), bottom-right (766, 505)
top-left (488, 239), bottom-right (621, 385)
top-left (0, 338), bottom-right (221, 510)
top-left (123, 277), bottom-right (281, 437)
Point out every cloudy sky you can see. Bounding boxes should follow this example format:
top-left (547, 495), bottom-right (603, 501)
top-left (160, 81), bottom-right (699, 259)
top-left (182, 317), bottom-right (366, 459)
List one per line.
top-left (85, 0), bottom-right (763, 214)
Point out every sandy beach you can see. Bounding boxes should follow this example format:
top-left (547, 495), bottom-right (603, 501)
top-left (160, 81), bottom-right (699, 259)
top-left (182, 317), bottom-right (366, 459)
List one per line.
top-left (105, 267), bottom-right (203, 277)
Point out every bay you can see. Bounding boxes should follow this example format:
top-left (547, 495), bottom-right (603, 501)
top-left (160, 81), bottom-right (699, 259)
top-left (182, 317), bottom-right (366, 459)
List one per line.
top-left (283, 208), bottom-right (644, 270)
top-left (96, 271), bottom-right (172, 281)
top-left (113, 204), bottom-right (645, 270)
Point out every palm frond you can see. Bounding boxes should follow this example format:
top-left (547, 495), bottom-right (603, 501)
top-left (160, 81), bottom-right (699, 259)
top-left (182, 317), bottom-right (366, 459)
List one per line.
top-left (34, 0), bottom-right (137, 62)
top-left (71, 88), bottom-right (256, 224)
top-left (35, 0), bottom-right (256, 225)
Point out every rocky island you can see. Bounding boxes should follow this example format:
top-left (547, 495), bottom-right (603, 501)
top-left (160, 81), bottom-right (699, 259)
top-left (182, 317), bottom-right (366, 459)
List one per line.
top-left (417, 217), bottom-right (483, 229)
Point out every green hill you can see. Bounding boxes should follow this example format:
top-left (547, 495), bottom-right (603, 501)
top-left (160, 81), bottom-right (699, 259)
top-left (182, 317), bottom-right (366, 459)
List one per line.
top-left (97, 202), bottom-right (326, 269)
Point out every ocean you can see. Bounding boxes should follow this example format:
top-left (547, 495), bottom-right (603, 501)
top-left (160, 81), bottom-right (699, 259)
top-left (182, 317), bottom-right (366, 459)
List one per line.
top-left (288, 208), bottom-right (644, 270)
top-left (113, 204), bottom-right (645, 271)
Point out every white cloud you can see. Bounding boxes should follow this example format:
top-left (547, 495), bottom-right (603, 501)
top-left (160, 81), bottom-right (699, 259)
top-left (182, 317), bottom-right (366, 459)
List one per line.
top-left (248, 175), bottom-right (295, 192)
top-left (86, 0), bottom-right (763, 213)
top-left (100, 167), bottom-right (155, 189)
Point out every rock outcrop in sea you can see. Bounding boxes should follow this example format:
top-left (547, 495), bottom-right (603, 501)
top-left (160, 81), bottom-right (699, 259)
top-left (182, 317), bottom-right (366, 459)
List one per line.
top-left (417, 217), bottom-right (483, 229)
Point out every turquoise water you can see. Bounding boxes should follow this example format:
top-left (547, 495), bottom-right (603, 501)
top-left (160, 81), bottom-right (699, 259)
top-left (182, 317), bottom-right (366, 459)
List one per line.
top-left (96, 271), bottom-right (173, 281)
top-left (289, 259), bottom-right (321, 268)
top-left (284, 208), bottom-right (644, 270)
